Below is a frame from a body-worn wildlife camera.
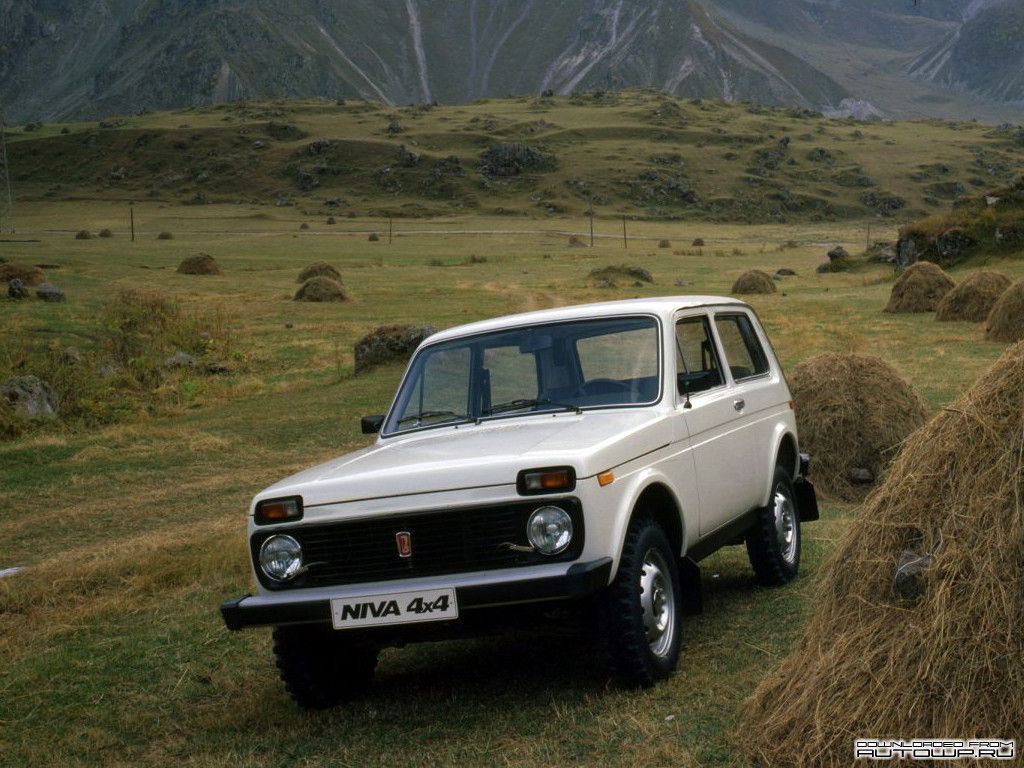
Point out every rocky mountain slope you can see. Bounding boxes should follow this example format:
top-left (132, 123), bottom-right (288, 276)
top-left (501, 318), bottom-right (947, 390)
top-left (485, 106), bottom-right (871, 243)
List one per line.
top-left (1, 0), bottom-right (1021, 123)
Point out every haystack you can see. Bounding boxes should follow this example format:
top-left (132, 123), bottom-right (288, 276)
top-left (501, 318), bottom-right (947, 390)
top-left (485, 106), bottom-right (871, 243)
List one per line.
top-left (294, 276), bottom-right (347, 302)
top-left (789, 353), bottom-right (929, 501)
top-left (984, 278), bottom-right (1024, 343)
top-left (884, 261), bottom-right (954, 313)
top-left (176, 253), bottom-right (222, 275)
top-left (297, 262), bottom-right (342, 284)
top-left (0, 263), bottom-right (46, 286)
top-left (743, 340), bottom-right (1024, 767)
top-left (936, 270), bottom-right (1011, 322)
top-left (731, 269), bottom-right (776, 295)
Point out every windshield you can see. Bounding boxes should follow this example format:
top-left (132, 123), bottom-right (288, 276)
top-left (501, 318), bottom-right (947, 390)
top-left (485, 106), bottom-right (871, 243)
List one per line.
top-left (383, 315), bottom-right (661, 435)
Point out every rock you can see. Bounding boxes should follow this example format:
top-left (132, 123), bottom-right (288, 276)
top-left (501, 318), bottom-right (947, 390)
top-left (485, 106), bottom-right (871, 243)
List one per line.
top-left (896, 238), bottom-right (918, 272)
top-left (165, 350), bottom-right (197, 369)
top-left (848, 467), bottom-right (875, 484)
top-left (816, 262), bottom-right (831, 274)
top-left (354, 324), bottom-right (436, 374)
top-left (773, 268), bottom-right (798, 279)
top-left (204, 363), bottom-right (231, 376)
top-left (595, 278), bottom-right (616, 288)
top-left (7, 278), bottom-right (28, 299)
top-left (61, 346), bottom-right (81, 365)
top-left (827, 246), bottom-right (849, 261)
top-left (35, 283), bottom-right (65, 302)
top-left (936, 227), bottom-right (977, 262)
top-left (675, 278), bottom-right (689, 287)
top-left (632, 280), bottom-right (644, 287)
top-left (2, 375), bottom-right (59, 419)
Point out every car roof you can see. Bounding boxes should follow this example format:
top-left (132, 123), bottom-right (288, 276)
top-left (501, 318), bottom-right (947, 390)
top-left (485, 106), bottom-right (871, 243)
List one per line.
top-left (426, 295), bottom-right (750, 344)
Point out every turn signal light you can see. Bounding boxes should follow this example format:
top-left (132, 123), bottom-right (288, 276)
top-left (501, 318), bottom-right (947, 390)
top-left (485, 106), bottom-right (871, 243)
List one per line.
top-left (255, 496), bottom-right (304, 525)
top-left (517, 467), bottom-right (576, 495)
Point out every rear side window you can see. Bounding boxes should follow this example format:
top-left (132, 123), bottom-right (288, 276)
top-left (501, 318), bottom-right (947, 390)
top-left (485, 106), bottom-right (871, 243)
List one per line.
top-left (714, 314), bottom-right (769, 381)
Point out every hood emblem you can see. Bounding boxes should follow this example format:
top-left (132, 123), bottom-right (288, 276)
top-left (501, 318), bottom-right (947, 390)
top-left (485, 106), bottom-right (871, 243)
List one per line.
top-left (396, 531), bottom-right (413, 558)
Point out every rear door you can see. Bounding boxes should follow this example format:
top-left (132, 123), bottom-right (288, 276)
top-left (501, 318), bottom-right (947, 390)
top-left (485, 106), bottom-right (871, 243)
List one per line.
top-left (675, 310), bottom-right (761, 536)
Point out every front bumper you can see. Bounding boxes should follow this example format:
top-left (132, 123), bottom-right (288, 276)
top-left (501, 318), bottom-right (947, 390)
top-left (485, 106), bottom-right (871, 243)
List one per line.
top-left (221, 557), bottom-right (613, 631)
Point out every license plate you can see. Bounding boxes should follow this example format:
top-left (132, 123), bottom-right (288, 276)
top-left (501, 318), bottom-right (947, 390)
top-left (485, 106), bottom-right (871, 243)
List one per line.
top-left (330, 588), bottom-right (458, 629)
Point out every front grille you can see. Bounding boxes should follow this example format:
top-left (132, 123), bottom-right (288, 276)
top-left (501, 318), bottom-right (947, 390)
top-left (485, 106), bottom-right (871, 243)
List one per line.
top-left (251, 498), bottom-right (582, 590)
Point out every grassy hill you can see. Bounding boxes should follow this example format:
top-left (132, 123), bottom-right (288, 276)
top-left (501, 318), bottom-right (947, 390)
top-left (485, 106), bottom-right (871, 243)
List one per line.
top-left (6, 91), bottom-right (1024, 225)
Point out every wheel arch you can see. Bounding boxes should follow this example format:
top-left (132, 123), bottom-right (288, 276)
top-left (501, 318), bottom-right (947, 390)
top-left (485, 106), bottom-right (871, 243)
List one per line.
top-left (763, 426), bottom-right (799, 505)
top-left (624, 481), bottom-right (685, 562)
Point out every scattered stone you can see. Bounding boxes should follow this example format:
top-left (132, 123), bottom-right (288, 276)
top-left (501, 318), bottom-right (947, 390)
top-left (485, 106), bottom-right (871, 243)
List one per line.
top-left (7, 278), bottom-right (28, 299)
top-left (675, 278), bottom-right (689, 287)
top-left (773, 268), bottom-right (798, 278)
top-left (165, 351), bottom-right (197, 369)
top-left (36, 283), bottom-right (65, 302)
top-left (1, 375), bottom-right (59, 419)
top-left (285, 322), bottom-right (294, 329)
top-left (354, 324), bottom-right (435, 374)
top-left (61, 346), bottom-right (81, 365)
top-left (204, 363), bottom-right (231, 376)
top-left (595, 279), bottom-right (616, 289)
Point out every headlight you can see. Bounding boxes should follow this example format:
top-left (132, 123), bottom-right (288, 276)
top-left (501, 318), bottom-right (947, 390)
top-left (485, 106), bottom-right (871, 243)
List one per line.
top-left (527, 506), bottom-right (573, 555)
top-left (259, 534), bottom-right (303, 582)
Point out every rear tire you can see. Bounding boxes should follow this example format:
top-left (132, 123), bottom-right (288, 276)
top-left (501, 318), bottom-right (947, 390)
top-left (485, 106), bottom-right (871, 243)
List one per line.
top-left (603, 515), bottom-right (682, 687)
top-left (746, 465), bottom-right (801, 586)
top-left (272, 625), bottom-right (378, 709)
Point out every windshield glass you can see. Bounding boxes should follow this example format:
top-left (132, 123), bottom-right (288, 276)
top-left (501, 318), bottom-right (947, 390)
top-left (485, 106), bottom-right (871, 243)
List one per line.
top-left (383, 315), bottom-right (661, 435)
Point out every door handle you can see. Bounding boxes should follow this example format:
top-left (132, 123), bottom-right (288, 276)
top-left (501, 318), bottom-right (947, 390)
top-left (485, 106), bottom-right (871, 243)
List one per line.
top-left (733, 398), bottom-right (745, 411)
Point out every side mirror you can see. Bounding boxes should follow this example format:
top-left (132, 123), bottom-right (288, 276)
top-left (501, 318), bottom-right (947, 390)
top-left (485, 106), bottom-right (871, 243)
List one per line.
top-left (361, 415), bottom-right (385, 434)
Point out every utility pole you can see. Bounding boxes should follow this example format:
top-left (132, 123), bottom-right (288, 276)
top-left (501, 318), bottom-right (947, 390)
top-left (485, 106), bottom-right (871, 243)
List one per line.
top-left (0, 100), bottom-right (14, 234)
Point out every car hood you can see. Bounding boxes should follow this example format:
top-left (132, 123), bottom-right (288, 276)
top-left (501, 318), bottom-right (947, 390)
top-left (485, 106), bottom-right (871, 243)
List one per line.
top-left (255, 409), bottom-right (670, 508)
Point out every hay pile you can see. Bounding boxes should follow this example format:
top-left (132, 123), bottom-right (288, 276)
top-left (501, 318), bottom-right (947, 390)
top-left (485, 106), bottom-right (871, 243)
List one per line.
top-left (176, 253), bottom-right (222, 275)
top-left (731, 269), bottom-right (776, 295)
top-left (884, 261), bottom-right (954, 313)
top-left (294, 276), bottom-right (347, 302)
top-left (985, 278), bottom-right (1024, 343)
top-left (936, 270), bottom-right (1011, 322)
top-left (789, 353), bottom-right (930, 501)
top-left (0, 263), bottom-right (46, 286)
top-left (743, 341), bottom-right (1024, 766)
top-left (297, 262), bottom-right (342, 284)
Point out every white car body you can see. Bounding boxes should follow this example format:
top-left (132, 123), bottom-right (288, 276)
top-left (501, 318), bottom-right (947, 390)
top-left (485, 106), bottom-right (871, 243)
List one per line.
top-left (222, 296), bottom-right (817, 704)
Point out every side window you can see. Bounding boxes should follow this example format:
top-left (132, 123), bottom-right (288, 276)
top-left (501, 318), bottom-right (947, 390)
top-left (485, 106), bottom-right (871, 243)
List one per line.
top-left (675, 316), bottom-right (723, 394)
top-left (714, 314), bottom-right (770, 381)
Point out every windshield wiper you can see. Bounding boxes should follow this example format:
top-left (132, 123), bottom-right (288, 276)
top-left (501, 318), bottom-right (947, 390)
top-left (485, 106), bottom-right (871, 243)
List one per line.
top-left (397, 410), bottom-right (473, 426)
top-left (482, 398), bottom-right (583, 416)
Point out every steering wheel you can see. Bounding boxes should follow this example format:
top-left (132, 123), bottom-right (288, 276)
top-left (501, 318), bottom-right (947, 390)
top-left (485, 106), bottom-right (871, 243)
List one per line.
top-left (572, 378), bottom-right (632, 397)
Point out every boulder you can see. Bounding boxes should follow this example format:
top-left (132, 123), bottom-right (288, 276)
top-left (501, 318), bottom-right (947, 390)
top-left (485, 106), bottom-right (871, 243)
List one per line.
top-left (7, 278), bottom-right (28, 299)
top-left (36, 283), bottom-right (66, 302)
top-left (2, 376), bottom-right (59, 419)
top-left (165, 351), bottom-right (197, 369)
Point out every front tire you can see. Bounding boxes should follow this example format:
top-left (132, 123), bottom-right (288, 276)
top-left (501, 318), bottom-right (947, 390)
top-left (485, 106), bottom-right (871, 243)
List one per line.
top-left (746, 465), bottom-right (801, 586)
top-left (603, 515), bottom-right (682, 687)
top-left (272, 625), bottom-right (379, 709)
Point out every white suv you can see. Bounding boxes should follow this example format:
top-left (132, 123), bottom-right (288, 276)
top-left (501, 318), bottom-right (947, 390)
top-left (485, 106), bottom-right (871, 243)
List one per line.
top-left (221, 296), bottom-right (818, 708)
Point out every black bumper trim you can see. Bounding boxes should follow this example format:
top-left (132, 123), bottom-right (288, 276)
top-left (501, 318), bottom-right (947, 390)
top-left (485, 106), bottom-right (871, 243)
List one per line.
top-left (220, 557), bottom-right (614, 632)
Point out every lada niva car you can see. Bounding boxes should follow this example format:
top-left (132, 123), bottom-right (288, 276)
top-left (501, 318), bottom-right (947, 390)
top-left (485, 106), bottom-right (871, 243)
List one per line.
top-left (221, 296), bottom-right (818, 708)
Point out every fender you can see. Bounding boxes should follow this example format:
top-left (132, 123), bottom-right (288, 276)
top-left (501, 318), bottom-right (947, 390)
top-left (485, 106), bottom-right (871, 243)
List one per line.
top-left (761, 421), bottom-right (799, 506)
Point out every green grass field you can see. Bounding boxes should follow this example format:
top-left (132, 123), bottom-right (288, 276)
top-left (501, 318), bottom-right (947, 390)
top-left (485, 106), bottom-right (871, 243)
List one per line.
top-left (2, 136), bottom-right (1022, 765)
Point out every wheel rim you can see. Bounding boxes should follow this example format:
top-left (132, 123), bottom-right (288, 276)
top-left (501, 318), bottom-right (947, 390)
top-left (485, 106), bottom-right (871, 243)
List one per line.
top-left (773, 484), bottom-right (798, 564)
top-left (639, 547), bottom-right (676, 658)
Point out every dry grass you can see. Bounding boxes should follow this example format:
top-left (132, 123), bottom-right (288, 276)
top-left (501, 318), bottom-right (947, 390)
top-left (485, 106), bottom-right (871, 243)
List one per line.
top-left (985, 278), bottom-right (1024, 342)
top-left (0, 263), bottom-right (46, 285)
top-left (743, 340), bottom-right (1024, 767)
top-left (884, 261), bottom-right (955, 313)
top-left (936, 269), bottom-right (1011, 322)
top-left (789, 353), bottom-right (930, 501)
top-left (731, 269), bottom-right (776, 295)
top-left (294, 276), bottom-right (347, 302)
top-left (177, 253), bottom-right (223, 275)
top-left (297, 262), bottom-right (342, 283)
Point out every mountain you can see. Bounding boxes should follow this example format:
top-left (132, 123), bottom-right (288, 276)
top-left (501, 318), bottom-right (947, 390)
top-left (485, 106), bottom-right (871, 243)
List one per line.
top-left (1, 0), bottom-right (1020, 123)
